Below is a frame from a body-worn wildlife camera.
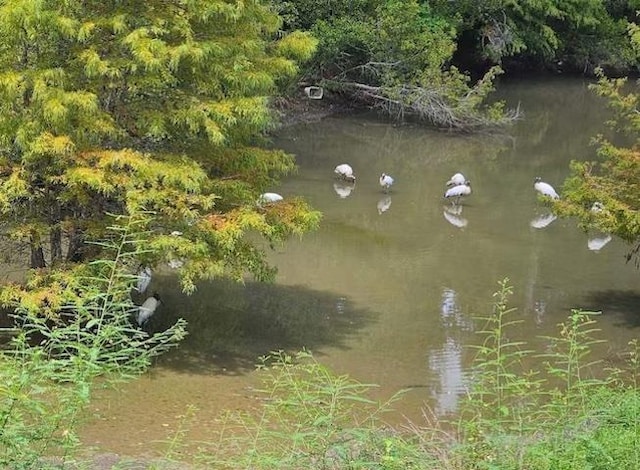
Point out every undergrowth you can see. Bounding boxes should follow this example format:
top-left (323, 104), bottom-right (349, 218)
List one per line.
top-left (195, 278), bottom-right (640, 469)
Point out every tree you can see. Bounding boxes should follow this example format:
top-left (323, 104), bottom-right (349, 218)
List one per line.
top-left (281, 0), bottom-right (520, 130)
top-left (0, 0), bottom-right (320, 292)
top-left (558, 68), bottom-right (640, 265)
top-left (430, 0), bottom-right (637, 74)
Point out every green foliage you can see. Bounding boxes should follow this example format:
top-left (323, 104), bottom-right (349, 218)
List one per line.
top-left (0, 216), bottom-right (186, 467)
top-left (558, 68), bottom-right (640, 264)
top-left (284, 0), bottom-right (516, 130)
top-left (0, 0), bottom-right (320, 287)
top-left (431, 0), bottom-right (637, 72)
top-left (199, 350), bottom-right (432, 469)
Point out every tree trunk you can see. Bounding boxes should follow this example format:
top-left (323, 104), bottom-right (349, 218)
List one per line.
top-left (30, 238), bottom-right (46, 269)
top-left (50, 226), bottom-right (62, 264)
top-left (66, 227), bottom-right (85, 262)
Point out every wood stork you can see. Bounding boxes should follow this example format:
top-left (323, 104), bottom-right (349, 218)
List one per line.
top-left (135, 266), bottom-right (152, 294)
top-left (444, 180), bottom-right (471, 204)
top-left (257, 192), bottom-right (283, 207)
top-left (379, 173), bottom-right (394, 193)
top-left (446, 172), bottom-right (466, 187)
top-left (137, 293), bottom-right (161, 326)
top-left (590, 201), bottom-right (605, 213)
top-left (334, 163), bottom-right (356, 182)
top-left (534, 177), bottom-right (559, 200)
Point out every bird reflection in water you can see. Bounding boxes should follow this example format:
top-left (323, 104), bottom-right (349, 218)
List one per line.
top-left (587, 233), bottom-right (612, 252)
top-left (443, 205), bottom-right (468, 228)
top-left (333, 182), bottom-right (355, 199)
top-left (530, 212), bottom-right (557, 229)
top-left (377, 195), bottom-right (392, 214)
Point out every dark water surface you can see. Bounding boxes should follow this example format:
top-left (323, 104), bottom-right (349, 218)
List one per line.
top-left (80, 78), bottom-right (640, 456)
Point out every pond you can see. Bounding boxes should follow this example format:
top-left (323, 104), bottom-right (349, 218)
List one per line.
top-left (80, 77), bottom-right (640, 457)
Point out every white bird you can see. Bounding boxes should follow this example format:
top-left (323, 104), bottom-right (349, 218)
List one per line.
top-left (170, 230), bottom-right (183, 237)
top-left (590, 201), bottom-right (605, 213)
top-left (446, 172), bottom-right (466, 187)
top-left (334, 163), bottom-right (356, 182)
top-left (588, 234), bottom-right (612, 252)
top-left (444, 180), bottom-right (471, 204)
top-left (377, 196), bottom-right (392, 214)
top-left (379, 173), bottom-right (394, 193)
top-left (530, 212), bottom-right (557, 229)
top-left (534, 177), bottom-right (560, 200)
top-left (257, 192), bottom-right (283, 206)
top-left (333, 182), bottom-right (355, 199)
top-left (137, 293), bottom-right (161, 326)
top-left (135, 266), bottom-right (152, 294)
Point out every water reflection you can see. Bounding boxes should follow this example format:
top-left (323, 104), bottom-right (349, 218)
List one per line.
top-left (587, 233), bottom-right (612, 252)
top-left (333, 182), bottom-right (356, 198)
top-left (428, 288), bottom-right (472, 414)
top-left (443, 205), bottom-right (468, 228)
top-left (530, 212), bottom-right (557, 229)
top-left (377, 195), bottom-right (392, 214)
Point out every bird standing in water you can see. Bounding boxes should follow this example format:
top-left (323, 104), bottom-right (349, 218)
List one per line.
top-left (534, 177), bottom-right (560, 200)
top-left (379, 173), bottom-right (394, 193)
top-left (334, 163), bottom-right (356, 182)
top-left (137, 293), bottom-right (161, 327)
top-left (444, 180), bottom-right (471, 205)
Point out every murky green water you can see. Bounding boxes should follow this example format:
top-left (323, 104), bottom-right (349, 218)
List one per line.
top-left (81, 78), bottom-right (640, 456)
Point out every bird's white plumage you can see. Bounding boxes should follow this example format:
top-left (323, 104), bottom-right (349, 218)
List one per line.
top-left (135, 266), bottom-right (152, 294)
top-left (534, 177), bottom-right (559, 199)
top-left (170, 230), bottom-right (183, 237)
top-left (444, 181), bottom-right (471, 202)
top-left (257, 192), bottom-right (283, 205)
top-left (590, 202), bottom-right (605, 213)
top-left (137, 294), bottom-right (161, 326)
top-left (334, 163), bottom-right (355, 182)
top-left (446, 172), bottom-right (466, 187)
top-left (379, 173), bottom-right (394, 192)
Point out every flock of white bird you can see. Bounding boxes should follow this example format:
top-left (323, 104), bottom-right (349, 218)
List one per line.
top-left (132, 163), bottom-right (610, 329)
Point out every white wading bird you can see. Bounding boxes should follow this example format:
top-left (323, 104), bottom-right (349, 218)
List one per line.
top-left (257, 192), bottom-right (283, 206)
top-left (534, 177), bottom-right (560, 200)
top-left (334, 163), bottom-right (356, 182)
top-left (137, 293), bottom-right (161, 327)
top-left (379, 173), bottom-right (394, 193)
top-left (590, 201), bottom-right (605, 213)
top-left (444, 180), bottom-right (471, 205)
top-left (135, 266), bottom-right (152, 294)
top-left (446, 172), bottom-right (466, 187)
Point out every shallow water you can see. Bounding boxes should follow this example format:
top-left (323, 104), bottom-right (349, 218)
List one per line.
top-left (80, 77), bottom-right (640, 456)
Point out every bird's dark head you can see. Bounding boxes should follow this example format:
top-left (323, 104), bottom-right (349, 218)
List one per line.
top-left (465, 180), bottom-right (471, 186)
top-left (152, 292), bottom-right (161, 302)
top-left (534, 176), bottom-right (542, 183)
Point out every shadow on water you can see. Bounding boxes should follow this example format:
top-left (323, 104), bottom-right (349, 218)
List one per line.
top-left (582, 289), bottom-right (640, 328)
top-left (145, 275), bottom-right (375, 376)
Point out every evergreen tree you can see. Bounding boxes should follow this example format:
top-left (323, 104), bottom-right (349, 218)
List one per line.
top-left (0, 0), bottom-right (320, 291)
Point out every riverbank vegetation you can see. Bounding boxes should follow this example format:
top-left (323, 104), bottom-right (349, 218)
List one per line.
top-left (0, 0), bottom-right (639, 468)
